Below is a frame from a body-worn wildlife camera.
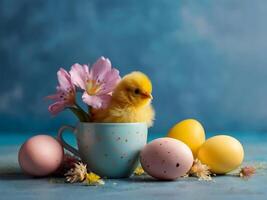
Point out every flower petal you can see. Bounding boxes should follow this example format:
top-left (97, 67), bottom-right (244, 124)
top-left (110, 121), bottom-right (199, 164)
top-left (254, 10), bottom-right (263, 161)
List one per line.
top-left (48, 101), bottom-right (66, 115)
top-left (82, 93), bottom-right (101, 108)
top-left (82, 93), bottom-right (111, 109)
top-left (98, 68), bottom-right (121, 95)
top-left (83, 64), bottom-right (92, 80)
top-left (46, 94), bottom-right (60, 100)
top-left (91, 57), bottom-right (111, 82)
top-left (98, 94), bottom-right (112, 109)
top-left (70, 63), bottom-right (86, 90)
top-left (57, 68), bottom-right (72, 91)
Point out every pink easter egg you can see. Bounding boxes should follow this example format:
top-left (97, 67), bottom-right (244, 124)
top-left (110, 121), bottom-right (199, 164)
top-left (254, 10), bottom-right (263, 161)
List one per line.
top-left (140, 137), bottom-right (193, 180)
top-left (18, 135), bottom-right (64, 177)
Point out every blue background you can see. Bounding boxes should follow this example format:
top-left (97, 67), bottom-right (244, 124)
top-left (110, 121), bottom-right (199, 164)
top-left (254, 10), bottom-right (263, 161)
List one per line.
top-left (1, 0), bottom-right (267, 135)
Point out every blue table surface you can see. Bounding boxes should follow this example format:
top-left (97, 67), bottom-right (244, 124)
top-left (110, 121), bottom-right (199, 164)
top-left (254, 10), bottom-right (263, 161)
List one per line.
top-left (0, 132), bottom-right (267, 200)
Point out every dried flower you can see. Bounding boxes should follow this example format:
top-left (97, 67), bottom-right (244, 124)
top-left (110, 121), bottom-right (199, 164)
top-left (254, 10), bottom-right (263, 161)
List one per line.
top-left (182, 174), bottom-right (189, 178)
top-left (134, 166), bottom-right (145, 176)
top-left (65, 162), bottom-right (87, 183)
top-left (239, 166), bottom-right (256, 179)
top-left (85, 172), bottom-right (105, 186)
top-left (189, 159), bottom-right (212, 181)
top-left (253, 162), bottom-right (267, 171)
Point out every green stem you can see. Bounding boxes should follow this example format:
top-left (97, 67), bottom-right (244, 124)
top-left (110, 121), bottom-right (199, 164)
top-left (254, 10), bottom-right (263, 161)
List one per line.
top-left (76, 103), bottom-right (91, 121)
top-left (69, 103), bottom-right (91, 122)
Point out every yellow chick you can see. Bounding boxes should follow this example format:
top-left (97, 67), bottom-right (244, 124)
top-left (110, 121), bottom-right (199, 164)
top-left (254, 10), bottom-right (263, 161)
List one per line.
top-left (92, 71), bottom-right (155, 127)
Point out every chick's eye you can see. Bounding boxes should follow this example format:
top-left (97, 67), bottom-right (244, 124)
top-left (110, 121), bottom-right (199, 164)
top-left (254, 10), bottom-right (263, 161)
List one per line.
top-left (134, 88), bottom-right (140, 94)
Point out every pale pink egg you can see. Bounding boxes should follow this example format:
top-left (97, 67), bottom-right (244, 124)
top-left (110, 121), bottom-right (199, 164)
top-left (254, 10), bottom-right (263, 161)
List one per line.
top-left (18, 135), bottom-right (64, 177)
top-left (140, 137), bottom-right (193, 180)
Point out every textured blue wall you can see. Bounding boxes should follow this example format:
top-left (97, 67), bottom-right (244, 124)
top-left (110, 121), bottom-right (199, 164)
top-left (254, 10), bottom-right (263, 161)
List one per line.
top-left (1, 0), bottom-right (267, 134)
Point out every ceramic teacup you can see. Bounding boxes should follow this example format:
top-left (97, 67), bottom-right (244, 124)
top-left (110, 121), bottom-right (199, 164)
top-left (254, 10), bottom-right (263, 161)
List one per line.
top-left (58, 122), bottom-right (147, 178)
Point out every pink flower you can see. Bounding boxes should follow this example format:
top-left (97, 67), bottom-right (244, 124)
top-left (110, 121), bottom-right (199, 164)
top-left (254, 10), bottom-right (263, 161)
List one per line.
top-left (70, 57), bottom-right (121, 109)
top-left (47, 68), bottom-right (76, 115)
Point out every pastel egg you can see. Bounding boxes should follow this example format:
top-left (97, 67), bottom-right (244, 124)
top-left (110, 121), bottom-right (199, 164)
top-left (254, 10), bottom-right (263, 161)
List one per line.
top-left (197, 135), bottom-right (244, 174)
top-left (140, 138), bottom-right (193, 180)
top-left (18, 135), bottom-right (64, 176)
top-left (167, 119), bottom-right (205, 157)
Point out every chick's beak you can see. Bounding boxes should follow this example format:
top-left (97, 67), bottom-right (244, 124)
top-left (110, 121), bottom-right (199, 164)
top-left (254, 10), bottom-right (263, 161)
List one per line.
top-left (141, 92), bottom-right (153, 99)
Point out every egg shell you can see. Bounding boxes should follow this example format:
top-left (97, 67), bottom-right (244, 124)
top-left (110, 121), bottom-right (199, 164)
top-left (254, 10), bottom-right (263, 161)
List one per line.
top-left (197, 135), bottom-right (244, 174)
top-left (140, 138), bottom-right (193, 180)
top-left (18, 135), bottom-right (64, 176)
top-left (167, 119), bottom-right (205, 158)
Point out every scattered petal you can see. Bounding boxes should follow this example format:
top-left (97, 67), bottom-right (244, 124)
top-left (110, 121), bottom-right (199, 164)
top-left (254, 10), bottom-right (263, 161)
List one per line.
top-left (85, 172), bottom-right (105, 186)
top-left (134, 166), bottom-right (145, 176)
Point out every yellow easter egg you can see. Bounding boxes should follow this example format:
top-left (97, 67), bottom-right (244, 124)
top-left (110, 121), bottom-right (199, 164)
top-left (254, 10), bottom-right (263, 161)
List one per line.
top-left (167, 119), bottom-right (205, 157)
top-left (197, 135), bottom-right (244, 174)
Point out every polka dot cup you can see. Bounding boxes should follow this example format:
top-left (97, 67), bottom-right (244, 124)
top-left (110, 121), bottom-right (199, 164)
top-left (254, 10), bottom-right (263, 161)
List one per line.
top-left (58, 122), bottom-right (147, 178)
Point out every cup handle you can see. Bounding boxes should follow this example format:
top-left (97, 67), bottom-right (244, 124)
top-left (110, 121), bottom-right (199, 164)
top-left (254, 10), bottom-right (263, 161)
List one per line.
top-left (57, 125), bottom-right (80, 157)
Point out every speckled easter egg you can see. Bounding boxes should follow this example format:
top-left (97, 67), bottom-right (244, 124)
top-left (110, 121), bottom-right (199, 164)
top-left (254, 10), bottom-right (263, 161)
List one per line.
top-left (167, 119), bottom-right (206, 158)
top-left (18, 135), bottom-right (64, 176)
top-left (140, 138), bottom-right (193, 180)
top-left (197, 135), bottom-right (244, 174)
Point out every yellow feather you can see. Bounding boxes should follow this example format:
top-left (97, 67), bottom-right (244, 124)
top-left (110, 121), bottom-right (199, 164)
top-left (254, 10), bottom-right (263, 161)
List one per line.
top-left (92, 71), bottom-right (155, 127)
